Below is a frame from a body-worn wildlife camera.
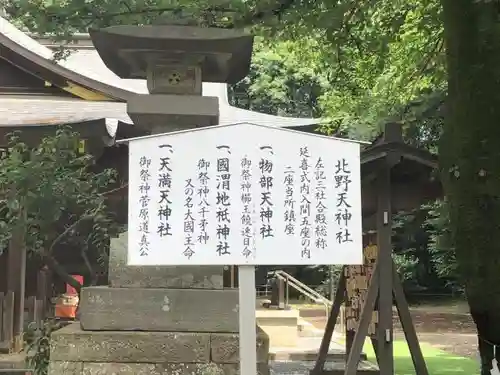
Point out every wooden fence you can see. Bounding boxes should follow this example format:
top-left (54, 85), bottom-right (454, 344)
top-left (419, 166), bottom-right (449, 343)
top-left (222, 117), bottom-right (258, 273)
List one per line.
top-left (24, 295), bottom-right (47, 329)
top-left (0, 291), bottom-right (14, 353)
top-left (0, 293), bottom-right (48, 354)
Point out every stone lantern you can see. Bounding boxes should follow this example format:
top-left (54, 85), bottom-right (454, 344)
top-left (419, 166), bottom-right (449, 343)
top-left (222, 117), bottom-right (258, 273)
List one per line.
top-left (47, 24), bottom-right (270, 375)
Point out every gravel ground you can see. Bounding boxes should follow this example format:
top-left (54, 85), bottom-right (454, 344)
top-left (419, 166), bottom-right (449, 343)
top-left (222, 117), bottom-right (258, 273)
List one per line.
top-left (303, 309), bottom-right (479, 359)
top-left (398, 332), bottom-right (478, 358)
top-left (270, 360), bottom-right (377, 374)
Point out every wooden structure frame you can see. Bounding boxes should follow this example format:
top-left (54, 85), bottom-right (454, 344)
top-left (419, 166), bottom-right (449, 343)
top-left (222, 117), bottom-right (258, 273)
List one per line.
top-left (311, 123), bottom-right (440, 375)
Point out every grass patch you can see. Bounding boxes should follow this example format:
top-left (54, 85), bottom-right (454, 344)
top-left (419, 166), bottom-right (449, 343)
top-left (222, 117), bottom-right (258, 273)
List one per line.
top-left (338, 339), bottom-right (479, 375)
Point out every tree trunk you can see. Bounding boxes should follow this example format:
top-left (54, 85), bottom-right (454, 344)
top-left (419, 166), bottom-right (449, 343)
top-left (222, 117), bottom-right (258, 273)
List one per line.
top-left (441, 1), bottom-right (500, 373)
top-left (42, 251), bottom-right (82, 294)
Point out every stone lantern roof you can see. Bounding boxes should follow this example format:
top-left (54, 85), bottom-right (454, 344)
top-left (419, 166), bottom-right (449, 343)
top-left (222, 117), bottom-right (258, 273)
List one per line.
top-left (89, 25), bottom-right (253, 83)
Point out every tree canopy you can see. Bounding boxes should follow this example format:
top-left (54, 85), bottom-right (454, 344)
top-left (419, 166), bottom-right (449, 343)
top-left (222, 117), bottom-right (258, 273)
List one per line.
top-left (6, 0), bottom-right (445, 138)
top-left (0, 128), bottom-right (123, 290)
top-left (6, 1), bottom-right (500, 373)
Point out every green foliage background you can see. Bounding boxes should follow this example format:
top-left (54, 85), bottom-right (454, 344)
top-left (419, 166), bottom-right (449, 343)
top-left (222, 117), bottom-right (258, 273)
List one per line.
top-left (4, 0), bottom-right (456, 291)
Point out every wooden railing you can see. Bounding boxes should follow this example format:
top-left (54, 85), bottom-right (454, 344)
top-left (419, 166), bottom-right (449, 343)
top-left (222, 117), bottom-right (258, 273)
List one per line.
top-left (0, 293), bottom-right (49, 354)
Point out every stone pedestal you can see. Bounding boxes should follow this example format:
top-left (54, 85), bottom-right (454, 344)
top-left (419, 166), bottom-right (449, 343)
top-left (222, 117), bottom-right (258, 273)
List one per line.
top-left (49, 323), bottom-right (270, 375)
top-left (48, 232), bottom-right (270, 374)
top-left (49, 237), bottom-right (270, 373)
top-left (108, 232), bottom-right (224, 289)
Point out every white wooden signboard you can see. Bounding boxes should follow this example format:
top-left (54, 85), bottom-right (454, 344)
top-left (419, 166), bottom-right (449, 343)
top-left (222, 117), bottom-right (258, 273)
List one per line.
top-left (126, 122), bottom-right (363, 375)
top-left (127, 122), bottom-right (363, 267)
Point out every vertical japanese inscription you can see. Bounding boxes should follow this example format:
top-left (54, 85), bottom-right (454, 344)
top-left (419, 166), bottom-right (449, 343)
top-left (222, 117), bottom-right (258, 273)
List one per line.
top-left (299, 147), bottom-right (312, 259)
top-left (216, 146), bottom-right (231, 256)
top-left (183, 178), bottom-right (195, 259)
top-left (240, 156), bottom-right (253, 258)
top-left (196, 158), bottom-right (210, 245)
top-left (138, 156), bottom-right (152, 256)
top-left (334, 158), bottom-right (353, 244)
top-left (284, 167), bottom-right (296, 236)
top-left (259, 147), bottom-right (274, 239)
top-left (157, 145), bottom-right (173, 238)
top-left (314, 157), bottom-right (327, 250)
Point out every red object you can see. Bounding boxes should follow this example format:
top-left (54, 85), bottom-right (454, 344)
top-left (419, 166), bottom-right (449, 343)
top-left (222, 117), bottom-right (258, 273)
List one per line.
top-left (55, 304), bottom-right (78, 319)
top-left (66, 275), bottom-right (83, 295)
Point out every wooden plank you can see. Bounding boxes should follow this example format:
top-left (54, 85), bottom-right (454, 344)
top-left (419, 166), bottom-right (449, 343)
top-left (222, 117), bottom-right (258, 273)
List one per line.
top-left (35, 299), bottom-right (44, 327)
top-left (344, 263), bottom-right (380, 375)
top-left (2, 292), bottom-right (14, 352)
top-left (24, 296), bottom-right (35, 325)
top-left (370, 336), bottom-right (380, 364)
top-left (36, 269), bottom-right (49, 306)
top-left (392, 265), bottom-right (429, 375)
top-left (345, 330), bottom-right (354, 361)
top-left (310, 269), bottom-right (346, 375)
top-left (376, 164), bottom-right (394, 375)
top-left (0, 292), bottom-right (4, 341)
top-left (0, 292), bottom-right (5, 350)
top-left (6, 218), bottom-right (27, 353)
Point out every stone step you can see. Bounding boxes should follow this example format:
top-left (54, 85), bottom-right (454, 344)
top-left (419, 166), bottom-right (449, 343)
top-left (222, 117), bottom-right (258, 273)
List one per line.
top-left (0, 353), bottom-right (26, 370)
top-left (49, 360), bottom-right (380, 375)
top-left (79, 286), bottom-right (238, 332)
top-left (0, 341), bottom-right (10, 354)
top-left (297, 317), bottom-right (325, 338)
top-left (49, 362), bottom-right (271, 375)
top-left (256, 309), bottom-right (299, 348)
top-left (50, 323), bottom-right (268, 364)
top-left (269, 360), bottom-right (379, 375)
top-left (269, 348), bottom-right (367, 362)
top-left (269, 336), bottom-right (367, 362)
top-left (109, 232), bottom-right (224, 289)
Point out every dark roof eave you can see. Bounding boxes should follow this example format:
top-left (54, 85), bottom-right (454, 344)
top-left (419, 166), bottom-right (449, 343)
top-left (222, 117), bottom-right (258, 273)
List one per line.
top-left (361, 142), bottom-right (438, 170)
top-left (0, 33), bottom-right (133, 102)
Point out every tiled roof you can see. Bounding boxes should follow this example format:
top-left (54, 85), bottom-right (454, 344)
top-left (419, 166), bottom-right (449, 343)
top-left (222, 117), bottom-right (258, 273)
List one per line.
top-left (0, 16), bottom-right (321, 136)
top-left (0, 97), bottom-right (130, 126)
top-left (59, 48), bottom-right (320, 128)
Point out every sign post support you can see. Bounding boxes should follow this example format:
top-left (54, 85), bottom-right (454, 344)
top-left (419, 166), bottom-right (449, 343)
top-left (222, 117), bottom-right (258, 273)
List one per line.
top-left (238, 265), bottom-right (257, 375)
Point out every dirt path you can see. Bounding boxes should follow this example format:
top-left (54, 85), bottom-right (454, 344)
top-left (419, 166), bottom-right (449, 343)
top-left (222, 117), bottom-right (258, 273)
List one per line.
top-left (302, 308), bottom-right (479, 359)
top-left (402, 332), bottom-right (478, 358)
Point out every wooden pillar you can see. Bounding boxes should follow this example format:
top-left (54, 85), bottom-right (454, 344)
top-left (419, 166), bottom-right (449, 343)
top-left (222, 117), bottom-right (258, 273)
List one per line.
top-left (6, 223), bottom-right (26, 353)
top-left (376, 162), bottom-right (394, 374)
top-left (37, 268), bottom-right (50, 317)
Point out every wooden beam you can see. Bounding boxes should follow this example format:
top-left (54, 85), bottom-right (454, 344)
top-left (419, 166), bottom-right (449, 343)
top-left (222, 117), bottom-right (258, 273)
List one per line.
top-left (310, 270), bottom-right (346, 375)
top-left (345, 330), bottom-right (355, 362)
top-left (392, 264), bottom-right (429, 375)
top-left (344, 262), bottom-right (379, 375)
top-left (370, 292), bottom-right (381, 364)
top-left (376, 162), bottom-right (394, 375)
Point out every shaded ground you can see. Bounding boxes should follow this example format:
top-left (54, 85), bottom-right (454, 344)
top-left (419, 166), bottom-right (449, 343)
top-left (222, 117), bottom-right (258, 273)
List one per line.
top-left (300, 304), bottom-right (479, 359)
